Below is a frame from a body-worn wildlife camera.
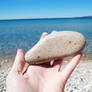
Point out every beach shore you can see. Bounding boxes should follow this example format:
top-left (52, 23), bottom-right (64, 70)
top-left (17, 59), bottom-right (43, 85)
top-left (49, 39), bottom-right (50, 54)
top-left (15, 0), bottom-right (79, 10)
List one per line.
top-left (0, 56), bottom-right (92, 92)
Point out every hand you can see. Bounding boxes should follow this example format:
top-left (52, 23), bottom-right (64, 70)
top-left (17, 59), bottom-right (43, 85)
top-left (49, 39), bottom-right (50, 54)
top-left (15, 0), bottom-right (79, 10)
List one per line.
top-left (6, 31), bottom-right (82, 92)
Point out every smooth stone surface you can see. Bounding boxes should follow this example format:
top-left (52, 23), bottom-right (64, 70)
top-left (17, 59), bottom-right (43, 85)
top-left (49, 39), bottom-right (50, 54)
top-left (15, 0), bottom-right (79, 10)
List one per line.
top-left (25, 31), bottom-right (86, 64)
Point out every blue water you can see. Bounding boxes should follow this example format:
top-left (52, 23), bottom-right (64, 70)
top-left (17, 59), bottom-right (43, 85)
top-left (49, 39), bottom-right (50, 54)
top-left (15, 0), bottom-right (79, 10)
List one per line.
top-left (0, 18), bottom-right (92, 58)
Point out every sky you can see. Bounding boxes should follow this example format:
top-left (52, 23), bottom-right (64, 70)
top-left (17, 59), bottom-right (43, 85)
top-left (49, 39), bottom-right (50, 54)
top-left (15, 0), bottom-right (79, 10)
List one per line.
top-left (0, 0), bottom-right (92, 19)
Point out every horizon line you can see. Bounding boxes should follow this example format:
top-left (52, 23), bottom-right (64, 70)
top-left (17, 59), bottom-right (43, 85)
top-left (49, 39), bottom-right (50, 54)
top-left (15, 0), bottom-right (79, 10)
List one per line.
top-left (0, 16), bottom-right (92, 21)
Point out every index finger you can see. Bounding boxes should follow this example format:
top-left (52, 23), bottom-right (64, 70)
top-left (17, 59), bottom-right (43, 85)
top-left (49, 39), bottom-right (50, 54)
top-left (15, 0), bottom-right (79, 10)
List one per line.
top-left (11, 49), bottom-right (25, 73)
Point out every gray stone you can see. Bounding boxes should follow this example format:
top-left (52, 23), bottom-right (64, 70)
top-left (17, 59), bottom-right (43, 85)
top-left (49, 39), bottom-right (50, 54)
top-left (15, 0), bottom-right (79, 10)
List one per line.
top-left (25, 31), bottom-right (86, 64)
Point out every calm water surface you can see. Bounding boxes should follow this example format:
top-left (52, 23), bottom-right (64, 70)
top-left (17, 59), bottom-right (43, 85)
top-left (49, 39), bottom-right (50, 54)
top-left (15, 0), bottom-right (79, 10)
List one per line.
top-left (0, 18), bottom-right (92, 58)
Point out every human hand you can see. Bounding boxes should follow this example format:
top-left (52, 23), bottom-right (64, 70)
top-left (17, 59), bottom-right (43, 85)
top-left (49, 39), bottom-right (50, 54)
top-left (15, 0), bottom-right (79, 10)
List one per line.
top-left (6, 31), bottom-right (82, 92)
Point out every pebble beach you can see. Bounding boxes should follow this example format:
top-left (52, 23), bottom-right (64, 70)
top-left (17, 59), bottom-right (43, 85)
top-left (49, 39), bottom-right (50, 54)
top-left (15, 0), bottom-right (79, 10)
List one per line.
top-left (0, 57), bottom-right (92, 92)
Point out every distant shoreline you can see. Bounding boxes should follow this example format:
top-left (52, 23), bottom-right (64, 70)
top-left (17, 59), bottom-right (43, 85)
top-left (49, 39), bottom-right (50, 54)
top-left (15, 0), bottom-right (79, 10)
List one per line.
top-left (0, 16), bottom-right (92, 21)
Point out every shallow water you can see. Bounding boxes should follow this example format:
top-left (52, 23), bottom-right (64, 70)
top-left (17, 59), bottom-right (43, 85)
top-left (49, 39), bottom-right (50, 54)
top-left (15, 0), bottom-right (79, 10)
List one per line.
top-left (0, 18), bottom-right (92, 58)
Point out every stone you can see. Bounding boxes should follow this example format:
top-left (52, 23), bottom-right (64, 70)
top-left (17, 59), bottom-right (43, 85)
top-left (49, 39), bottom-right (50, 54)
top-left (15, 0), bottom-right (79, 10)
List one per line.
top-left (25, 31), bottom-right (86, 64)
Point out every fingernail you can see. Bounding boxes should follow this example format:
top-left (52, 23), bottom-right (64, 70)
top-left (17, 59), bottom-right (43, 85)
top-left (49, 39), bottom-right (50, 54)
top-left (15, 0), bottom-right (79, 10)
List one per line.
top-left (52, 30), bottom-right (57, 33)
top-left (42, 32), bottom-right (48, 35)
top-left (17, 49), bottom-right (22, 54)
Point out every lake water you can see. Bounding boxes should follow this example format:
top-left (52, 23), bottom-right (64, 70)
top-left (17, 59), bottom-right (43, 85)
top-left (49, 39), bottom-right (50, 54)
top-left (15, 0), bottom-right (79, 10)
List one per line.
top-left (0, 18), bottom-right (92, 58)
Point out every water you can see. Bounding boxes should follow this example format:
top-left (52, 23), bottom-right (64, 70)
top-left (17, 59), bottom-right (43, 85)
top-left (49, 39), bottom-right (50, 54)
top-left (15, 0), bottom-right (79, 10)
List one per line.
top-left (0, 18), bottom-right (92, 58)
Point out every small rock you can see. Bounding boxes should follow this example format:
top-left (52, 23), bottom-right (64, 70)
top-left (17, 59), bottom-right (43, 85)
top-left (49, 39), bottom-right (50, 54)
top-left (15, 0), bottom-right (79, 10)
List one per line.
top-left (80, 77), bottom-right (84, 81)
top-left (25, 31), bottom-right (86, 64)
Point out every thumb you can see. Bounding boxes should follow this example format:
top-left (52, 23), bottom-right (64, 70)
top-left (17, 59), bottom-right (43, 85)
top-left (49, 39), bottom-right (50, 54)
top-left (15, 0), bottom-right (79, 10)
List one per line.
top-left (11, 49), bottom-right (25, 73)
top-left (60, 53), bottom-right (82, 83)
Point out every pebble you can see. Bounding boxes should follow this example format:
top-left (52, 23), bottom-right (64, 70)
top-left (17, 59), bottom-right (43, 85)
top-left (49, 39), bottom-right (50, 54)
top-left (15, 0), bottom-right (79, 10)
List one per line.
top-left (25, 31), bottom-right (86, 64)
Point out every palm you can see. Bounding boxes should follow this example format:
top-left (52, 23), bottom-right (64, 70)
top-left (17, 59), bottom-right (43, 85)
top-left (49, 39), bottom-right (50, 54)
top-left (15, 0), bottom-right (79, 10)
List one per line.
top-left (23, 60), bottom-right (64, 92)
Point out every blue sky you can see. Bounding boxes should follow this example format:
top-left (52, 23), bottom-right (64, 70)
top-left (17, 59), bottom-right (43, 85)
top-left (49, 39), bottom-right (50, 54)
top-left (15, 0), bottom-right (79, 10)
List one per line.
top-left (0, 0), bottom-right (92, 19)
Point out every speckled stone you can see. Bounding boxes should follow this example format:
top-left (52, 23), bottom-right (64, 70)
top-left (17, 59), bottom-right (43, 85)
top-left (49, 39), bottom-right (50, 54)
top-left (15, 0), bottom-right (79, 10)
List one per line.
top-left (25, 31), bottom-right (86, 64)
